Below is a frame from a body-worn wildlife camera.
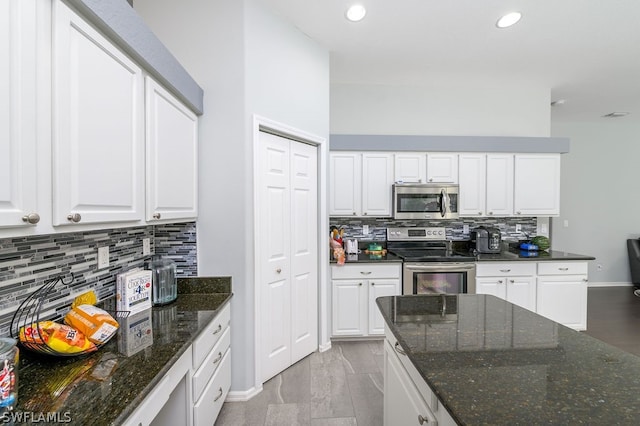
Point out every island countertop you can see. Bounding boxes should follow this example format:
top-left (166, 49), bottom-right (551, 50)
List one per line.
top-left (377, 294), bottom-right (640, 425)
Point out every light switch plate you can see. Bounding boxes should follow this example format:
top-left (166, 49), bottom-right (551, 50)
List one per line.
top-left (97, 246), bottom-right (109, 269)
top-left (463, 224), bottom-right (469, 234)
top-left (515, 224), bottom-right (522, 232)
top-left (362, 225), bottom-right (369, 235)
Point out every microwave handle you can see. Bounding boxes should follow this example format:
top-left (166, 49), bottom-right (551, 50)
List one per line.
top-left (440, 189), bottom-right (447, 218)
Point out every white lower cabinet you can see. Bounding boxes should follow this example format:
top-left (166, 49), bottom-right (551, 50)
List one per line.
top-left (536, 262), bottom-right (588, 331)
top-left (331, 264), bottom-right (401, 337)
top-left (384, 330), bottom-right (457, 426)
top-left (123, 302), bottom-right (231, 426)
top-left (476, 262), bottom-right (537, 311)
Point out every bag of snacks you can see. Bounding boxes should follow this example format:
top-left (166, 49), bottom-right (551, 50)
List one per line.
top-left (64, 305), bottom-right (119, 345)
top-left (19, 321), bottom-right (96, 354)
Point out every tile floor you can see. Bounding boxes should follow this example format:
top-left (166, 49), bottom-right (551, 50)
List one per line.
top-left (215, 286), bottom-right (640, 425)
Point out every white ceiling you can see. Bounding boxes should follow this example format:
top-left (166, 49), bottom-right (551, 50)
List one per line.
top-left (257, 0), bottom-right (640, 123)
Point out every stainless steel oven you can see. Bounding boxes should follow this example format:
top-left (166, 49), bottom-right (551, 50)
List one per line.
top-left (387, 227), bottom-right (476, 295)
top-left (402, 262), bottom-right (476, 295)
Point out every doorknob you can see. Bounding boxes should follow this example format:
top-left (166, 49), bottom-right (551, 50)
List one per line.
top-left (67, 213), bottom-right (81, 223)
top-left (22, 213), bottom-right (40, 224)
top-left (276, 268), bottom-right (282, 273)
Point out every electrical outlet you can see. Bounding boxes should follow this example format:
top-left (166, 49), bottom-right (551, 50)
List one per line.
top-left (563, 220), bottom-right (569, 228)
top-left (97, 246), bottom-right (109, 269)
top-left (515, 224), bottom-right (522, 233)
top-left (362, 225), bottom-right (369, 235)
top-left (597, 264), bottom-right (603, 271)
top-left (463, 224), bottom-right (469, 235)
top-left (143, 238), bottom-right (151, 256)
top-left (541, 224), bottom-right (548, 234)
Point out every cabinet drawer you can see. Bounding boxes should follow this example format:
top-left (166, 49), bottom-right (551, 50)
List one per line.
top-left (537, 261), bottom-right (588, 276)
top-left (331, 264), bottom-right (400, 280)
top-left (193, 348), bottom-right (231, 426)
top-left (193, 326), bottom-right (230, 401)
top-left (476, 262), bottom-right (536, 277)
top-left (192, 302), bottom-right (230, 368)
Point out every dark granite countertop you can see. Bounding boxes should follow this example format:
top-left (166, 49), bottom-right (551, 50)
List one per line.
top-left (14, 277), bottom-right (232, 426)
top-left (330, 251), bottom-right (403, 264)
top-left (475, 248), bottom-right (595, 262)
top-left (377, 294), bottom-right (640, 425)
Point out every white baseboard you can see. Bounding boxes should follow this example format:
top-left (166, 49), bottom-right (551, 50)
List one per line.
top-left (588, 281), bottom-right (634, 288)
top-left (319, 341), bottom-right (332, 352)
top-left (226, 384), bottom-right (263, 402)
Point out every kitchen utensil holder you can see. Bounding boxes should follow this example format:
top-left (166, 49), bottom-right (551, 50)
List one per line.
top-left (9, 274), bottom-right (129, 357)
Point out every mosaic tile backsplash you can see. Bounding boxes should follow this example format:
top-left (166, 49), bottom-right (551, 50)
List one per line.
top-left (0, 222), bottom-right (197, 337)
top-left (330, 217), bottom-right (539, 242)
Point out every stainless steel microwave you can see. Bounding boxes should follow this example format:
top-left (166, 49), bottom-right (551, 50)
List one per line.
top-left (392, 184), bottom-right (459, 219)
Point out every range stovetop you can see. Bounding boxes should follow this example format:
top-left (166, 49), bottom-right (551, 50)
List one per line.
top-left (387, 227), bottom-right (475, 262)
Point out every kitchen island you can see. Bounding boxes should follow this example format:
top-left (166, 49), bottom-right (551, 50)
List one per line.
top-left (377, 294), bottom-right (640, 425)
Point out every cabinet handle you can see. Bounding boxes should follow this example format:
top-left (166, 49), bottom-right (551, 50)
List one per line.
top-left (559, 267), bottom-right (569, 271)
top-left (276, 268), bottom-right (282, 273)
top-left (394, 341), bottom-right (406, 356)
top-left (22, 213), bottom-right (40, 224)
top-left (418, 414), bottom-right (427, 425)
top-left (213, 324), bottom-right (222, 335)
top-left (360, 271), bottom-right (372, 275)
top-left (499, 269), bottom-right (511, 273)
top-left (153, 213), bottom-right (161, 219)
top-left (67, 213), bottom-right (81, 223)
top-left (213, 351), bottom-right (223, 365)
top-left (213, 387), bottom-right (224, 402)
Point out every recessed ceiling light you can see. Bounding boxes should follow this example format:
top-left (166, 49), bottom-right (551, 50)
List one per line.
top-left (345, 4), bottom-right (367, 22)
top-left (496, 12), bottom-right (522, 28)
top-left (602, 112), bottom-right (630, 118)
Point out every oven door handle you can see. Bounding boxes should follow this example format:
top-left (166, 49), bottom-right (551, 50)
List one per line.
top-left (405, 263), bottom-right (475, 271)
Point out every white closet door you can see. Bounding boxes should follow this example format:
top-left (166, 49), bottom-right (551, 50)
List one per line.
top-left (290, 141), bottom-right (318, 362)
top-left (259, 131), bottom-right (318, 382)
top-left (260, 132), bottom-right (292, 381)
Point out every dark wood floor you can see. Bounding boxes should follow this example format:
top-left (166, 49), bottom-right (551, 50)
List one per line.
top-left (585, 286), bottom-right (640, 356)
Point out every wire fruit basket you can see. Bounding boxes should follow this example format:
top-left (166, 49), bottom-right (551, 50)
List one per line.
top-left (9, 275), bottom-right (129, 357)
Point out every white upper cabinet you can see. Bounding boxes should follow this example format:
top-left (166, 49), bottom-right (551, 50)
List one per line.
top-left (52, 0), bottom-right (145, 226)
top-left (514, 154), bottom-right (561, 216)
top-left (458, 154), bottom-right (486, 217)
top-left (486, 154), bottom-right (515, 216)
top-left (426, 153), bottom-right (458, 183)
top-left (145, 77), bottom-right (198, 222)
top-left (394, 153), bottom-right (426, 183)
top-left (0, 0), bottom-right (39, 229)
top-left (362, 153), bottom-right (393, 216)
top-left (329, 152), bottom-right (361, 216)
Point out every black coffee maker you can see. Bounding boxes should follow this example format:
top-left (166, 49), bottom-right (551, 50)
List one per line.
top-left (470, 226), bottom-right (502, 253)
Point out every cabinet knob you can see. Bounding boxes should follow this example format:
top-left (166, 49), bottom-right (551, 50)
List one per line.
top-left (22, 213), bottom-right (40, 224)
top-left (583, 278), bottom-right (589, 282)
top-left (428, 178), bottom-right (433, 182)
top-left (371, 282), bottom-right (375, 286)
top-left (359, 282), bottom-right (363, 286)
top-left (516, 211), bottom-right (522, 215)
top-left (212, 324), bottom-right (222, 335)
top-left (478, 212), bottom-right (482, 215)
top-left (276, 268), bottom-right (282, 273)
top-left (153, 213), bottom-right (161, 219)
top-left (363, 212), bottom-right (367, 215)
top-left (418, 179), bottom-right (422, 183)
top-left (498, 280), bottom-right (504, 284)
top-left (510, 279), bottom-right (515, 283)
top-left (394, 341), bottom-right (406, 356)
top-left (67, 213), bottom-right (81, 223)
top-left (488, 211), bottom-right (494, 215)
top-left (418, 414), bottom-right (427, 425)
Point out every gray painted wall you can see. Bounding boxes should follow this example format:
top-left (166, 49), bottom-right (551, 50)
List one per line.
top-left (134, 0), bottom-right (330, 394)
top-left (551, 121), bottom-right (640, 285)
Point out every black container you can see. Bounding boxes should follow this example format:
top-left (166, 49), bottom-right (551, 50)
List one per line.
top-left (470, 226), bottom-right (502, 254)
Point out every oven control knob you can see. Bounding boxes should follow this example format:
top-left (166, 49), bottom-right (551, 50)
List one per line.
top-left (439, 230), bottom-right (444, 236)
top-left (427, 230), bottom-right (432, 235)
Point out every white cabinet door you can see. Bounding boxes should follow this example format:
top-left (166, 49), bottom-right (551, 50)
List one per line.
top-left (458, 154), bottom-right (486, 217)
top-left (505, 275), bottom-right (536, 312)
top-left (486, 154), bottom-right (514, 216)
top-left (368, 279), bottom-right (400, 335)
top-left (332, 280), bottom-right (367, 336)
top-left (0, 0), bottom-right (39, 229)
top-left (329, 152), bottom-right (361, 216)
top-left (362, 153), bottom-right (393, 216)
top-left (537, 275), bottom-right (588, 330)
top-left (394, 153), bottom-right (426, 183)
top-left (476, 277), bottom-right (507, 299)
top-left (384, 340), bottom-right (437, 426)
top-left (514, 154), bottom-right (561, 216)
top-left (145, 77), bottom-right (198, 222)
top-left (426, 153), bottom-right (458, 183)
top-left (52, 0), bottom-right (144, 226)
